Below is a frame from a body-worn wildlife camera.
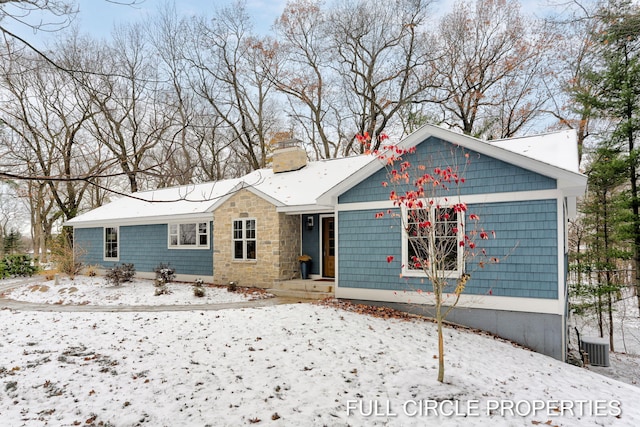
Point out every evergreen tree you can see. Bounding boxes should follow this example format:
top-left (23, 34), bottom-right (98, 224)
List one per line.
top-left (3, 229), bottom-right (22, 255)
top-left (579, 0), bottom-right (640, 311)
top-left (576, 147), bottom-right (631, 349)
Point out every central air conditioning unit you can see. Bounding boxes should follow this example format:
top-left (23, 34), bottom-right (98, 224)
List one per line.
top-left (581, 337), bottom-right (610, 367)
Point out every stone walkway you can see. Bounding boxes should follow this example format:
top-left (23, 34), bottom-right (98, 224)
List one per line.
top-left (0, 278), bottom-right (306, 313)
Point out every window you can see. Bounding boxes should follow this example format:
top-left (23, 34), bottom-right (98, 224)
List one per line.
top-left (104, 227), bottom-right (119, 260)
top-left (168, 222), bottom-right (209, 249)
top-left (233, 219), bottom-right (256, 260)
top-left (404, 206), bottom-right (464, 277)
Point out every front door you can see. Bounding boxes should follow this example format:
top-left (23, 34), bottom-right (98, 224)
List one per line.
top-left (322, 217), bottom-right (335, 278)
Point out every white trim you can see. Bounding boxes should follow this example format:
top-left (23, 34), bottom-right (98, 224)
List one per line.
top-left (566, 196), bottom-right (578, 219)
top-left (240, 185), bottom-right (285, 208)
top-left (278, 204), bottom-right (336, 214)
top-left (401, 204), bottom-right (465, 279)
top-left (70, 213), bottom-right (213, 229)
top-left (208, 183), bottom-right (285, 213)
top-left (103, 226), bottom-right (119, 262)
top-left (558, 197), bottom-right (568, 361)
top-left (232, 217), bottom-right (257, 261)
top-left (334, 286), bottom-right (564, 315)
top-left (336, 189), bottom-right (564, 213)
top-left (167, 221), bottom-right (211, 250)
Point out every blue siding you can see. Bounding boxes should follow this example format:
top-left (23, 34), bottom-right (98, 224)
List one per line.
top-left (301, 214), bottom-right (321, 275)
top-left (338, 200), bottom-right (558, 299)
top-left (74, 223), bottom-right (214, 276)
top-left (339, 136), bottom-right (557, 204)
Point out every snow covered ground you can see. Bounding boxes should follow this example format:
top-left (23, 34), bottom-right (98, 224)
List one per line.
top-left (2, 275), bottom-right (271, 306)
top-left (568, 287), bottom-right (640, 389)
top-left (0, 277), bottom-right (639, 426)
top-left (570, 288), bottom-right (640, 356)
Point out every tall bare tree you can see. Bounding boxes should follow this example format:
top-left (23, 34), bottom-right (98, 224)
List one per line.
top-left (0, 38), bottom-right (107, 257)
top-left (270, 0), bottom-right (344, 159)
top-left (544, 0), bottom-right (606, 164)
top-left (81, 22), bottom-right (174, 193)
top-left (330, 0), bottom-right (437, 153)
top-left (432, 0), bottom-right (551, 138)
top-left (184, 2), bottom-right (281, 174)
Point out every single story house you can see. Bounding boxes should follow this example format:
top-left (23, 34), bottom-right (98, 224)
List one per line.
top-left (65, 125), bottom-right (586, 361)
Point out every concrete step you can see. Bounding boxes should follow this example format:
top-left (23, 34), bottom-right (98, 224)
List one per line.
top-left (271, 281), bottom-right (333, 293)
top-left (267, 288), bottom-right (334, 300)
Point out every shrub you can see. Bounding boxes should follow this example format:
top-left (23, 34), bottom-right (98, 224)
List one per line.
top-left (105, 263), bottom-right (136, 286)
top-left (193, 286), bottom-right (205, 297)
top-left (0, 254), bottom-right (38, 278)
top-left (49, 232), bottom-right (83, 278)
top-left (84, 265), bottom-right (100, 277)
top-left (193, 278), bottom-right (206, 298)
top-left (154, 263), bottom-right (175, 286)
top-left (154, 286), bottom-right (172, 296)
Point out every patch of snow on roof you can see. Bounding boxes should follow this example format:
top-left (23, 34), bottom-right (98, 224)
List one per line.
top-left (245, 155), bottom-right (376, 207)
top-left (488, 129), bottom-right (580, 173)
top-left (65, 179), bottom-right (243, 225)
top-left (66, 155), bottom-right (376, 225)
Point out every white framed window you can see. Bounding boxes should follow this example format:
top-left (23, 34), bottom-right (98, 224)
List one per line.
top-left (233, 218), bottom-right (256, 260)
top-left (168, 222), bottom-right (210, 249)
top-left (402, 206), bottom-right (464, 278)
top-left (104, 226), bottom-right (119, 261)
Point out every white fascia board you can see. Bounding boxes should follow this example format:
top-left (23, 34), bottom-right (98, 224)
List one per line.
top-left (243, 185), bottom-right (285, 208)
top-left (566, 196), bottom-right (578, 219)
top-left (67, 213), bottom-right (213, 229)
top-left (335, 286), bottom-right (565, 315)
top-left (277, 204), bottom-right (336, 214)
top-left (206, 181), bottom-right (246, 212)
top-left (559, 182), bottom-right (588, 197)
top-left (208, 182), bottom-right (285, 211)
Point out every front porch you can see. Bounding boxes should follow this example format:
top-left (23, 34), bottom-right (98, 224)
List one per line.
top-left (269, 278), bottom-right (335, 300)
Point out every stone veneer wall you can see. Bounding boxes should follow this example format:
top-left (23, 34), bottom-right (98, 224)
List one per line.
top-left (272, 147), bottom-right (307, 173)
top-left (213, 189), bottom-right (301, 288)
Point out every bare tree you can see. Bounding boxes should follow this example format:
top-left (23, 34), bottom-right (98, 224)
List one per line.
top-left (544, 0), bottom-right (606, 163)
top-left (80, 22), bottom-right (174, 193)
top-left (432, 0), bottom-right (551, 138)
top-left (0, 38), bottom-right (112, 256)
top-left (144, 3), bottom-right (203, 187)
top-left (183, 2), bottom-right (281, 174)
top-left (270, 0), bottom-right (344, 159)
top-left (329, 0), bottom-right (436, 153)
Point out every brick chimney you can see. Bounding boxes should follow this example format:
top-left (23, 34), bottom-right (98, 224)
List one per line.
top-left (270, 132), bottom-right (307, 173)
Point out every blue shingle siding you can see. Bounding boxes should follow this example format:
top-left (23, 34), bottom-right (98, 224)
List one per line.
top-left (339, 137), bottom-right (557, 204)
top-left (301, 214), bottom-right (321, 275)
top-left (339, 210), bottom-right (402, 290)
top-left (74, 227), bottom-right (104, 265)
top-left (74, 223), bottom-right (214, 276)
top-left (338, 200), bottom-right (558, 299)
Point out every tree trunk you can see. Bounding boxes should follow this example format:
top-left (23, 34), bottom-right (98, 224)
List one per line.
top-left (436, 285), bottom-right (445, 383)
top-left (607, 290), bottom-right (615, 351)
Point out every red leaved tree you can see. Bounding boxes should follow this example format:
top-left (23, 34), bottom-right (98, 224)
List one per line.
top-left (359, 132), bottom-right (497, 383)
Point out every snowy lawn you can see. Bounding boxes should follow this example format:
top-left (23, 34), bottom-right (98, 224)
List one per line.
top-left (0, 294), bottom-right (639, 426)
top-left (568, 286), bottom-right (640, 387)
top-left (1, 275), bottom-right (272, 306)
